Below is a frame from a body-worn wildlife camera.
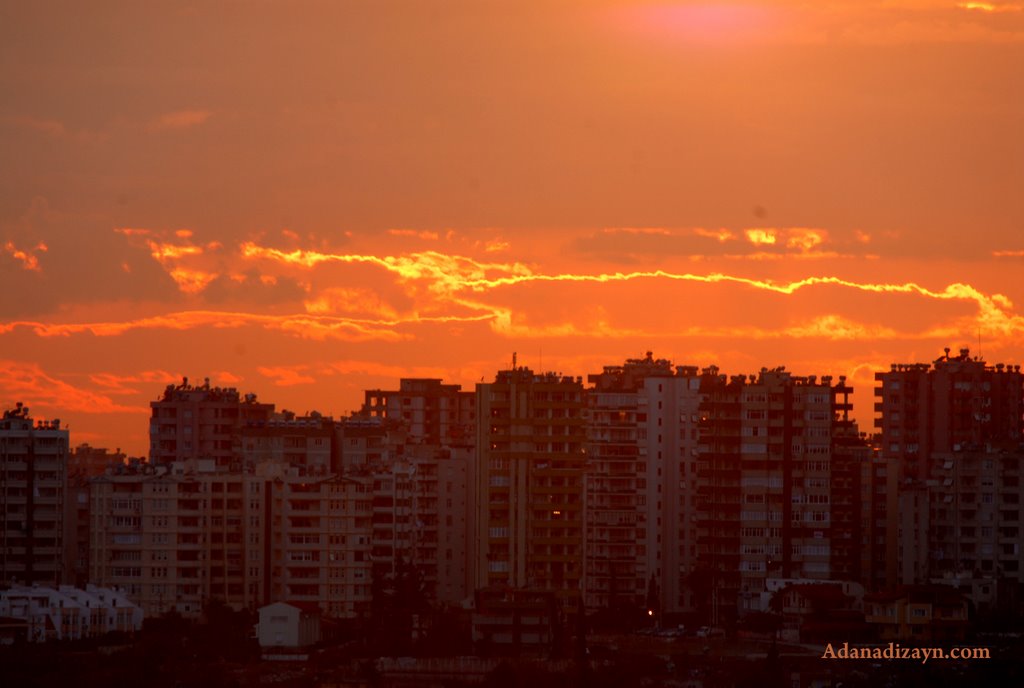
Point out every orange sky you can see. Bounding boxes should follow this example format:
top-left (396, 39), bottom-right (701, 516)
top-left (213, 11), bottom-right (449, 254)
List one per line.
top-left (2, 1), bottom-right (1023, 455)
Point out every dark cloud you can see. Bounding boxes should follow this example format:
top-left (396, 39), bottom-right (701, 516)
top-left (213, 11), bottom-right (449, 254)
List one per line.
top-left (0, 198), bottom-right (180, 318)
top-left (200, 269), bottom-right (307, 307)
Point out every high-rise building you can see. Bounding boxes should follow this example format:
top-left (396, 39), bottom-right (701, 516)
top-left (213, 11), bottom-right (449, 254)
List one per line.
top-left (474, 367), bottom-right (586, 608)
top-left (65, 444), bottom-right (128, 587)
top-left (584, 353), bottom-right (703, 616)
top-left (694, 368), bottom-right (859, 622)
top-left (874, 348), bottom-right (1024, 479)
top-left (149, 377), bottom-right (274, 468)
top-left (1, 403), bottom-right (69, 587)
top-left (363, 378), bottom-right (476, 446)
top-left (363, 445), bottom-right (473, 608)
top-left (928, 450), bottom-right (1024, 613)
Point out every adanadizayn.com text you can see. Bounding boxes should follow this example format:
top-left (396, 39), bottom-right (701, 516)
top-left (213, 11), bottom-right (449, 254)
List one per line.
top-left (822, 642), bottom-right (991, 665)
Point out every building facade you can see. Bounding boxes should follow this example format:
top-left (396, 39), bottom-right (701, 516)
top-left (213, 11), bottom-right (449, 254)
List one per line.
top-left (584, 354), bottom-right (703, 616)
top-left (474, 368), bottom-right (587, 608)
top-left (695, 368), bottom-right (861, 622)
top-left (875, 349), bottom-right (1024, 479)
top-left (149, 377), bottom-right (274, 468)
top-left (1, 403), bottom-right (69, 587)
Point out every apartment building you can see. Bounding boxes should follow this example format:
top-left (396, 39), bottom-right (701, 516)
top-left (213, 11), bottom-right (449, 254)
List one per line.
top-left (0, 403), bottom-right (69, 587)
top-left (336, 415), bottom-right (402, 473)
top-left (149, 377), bottom-right (274, 468)
top-left (270, 468), bottom-right (374, 619)
top-left (584, 353), bottom-right (703, 615)
top-left (360, 444), bottom-right (473, 608)
top-left (89, 462), bottom-right (373, 619)
top-left (875, 348), bottom-right (1024, 479)
top-left (927, 450), bottom-right (1024, 612)
top-left (695, 368), bottom-right (860, 623)
top-left (363, 378), bottom-right (476, 446)
top-left (474, 367), bottom-right (586, 608)
top-left (240, 410), bottom-right (336, 472)
top-left (861, 454), bottom-right (900, 592)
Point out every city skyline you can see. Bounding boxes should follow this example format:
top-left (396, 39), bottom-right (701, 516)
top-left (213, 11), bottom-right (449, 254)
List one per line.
top-left (2, 1), bottom-right (1023, 456)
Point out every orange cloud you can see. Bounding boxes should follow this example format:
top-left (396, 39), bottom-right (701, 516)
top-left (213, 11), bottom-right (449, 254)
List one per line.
top-left (114, 227), bottom-right (223, 295)
top-left (603, 227), bottom-right (673, 236)
top-left (957, 1), bottom-right (1022, 11)
top-left (89, 370), bottom-right (183, 395)
top-left (783, 314), bottom-right (898, 340)
top-left (3, 240), bottom-right (48, 271)
top-left (211, 371), bottom-right (244, 384)
top-left (484, 239), bottom-right (511, 252)
top-left (693, 228), bottom-right (736, 242)
top-left (745, 229), bottom-right (778, 246)
top-left (257, 366), bottom-right (317, 386)
top-left (0, 308), bottom-right (502, 342)
top-left (993, 249), bottom-right (1024, 257)
top-left (148, 109), bottom-right (213, 132)
top-left (6, 116), bottom-right (106, 143)
top-left (388, 229), bottom-right (440, 240)
top-left (238, 241), bottom-right (1024, 344)
top-left (168, 268), bottom-right (217, 294)
top-left (0, 361), bottom-right (145, 414)
top-left (786, 228), bottom-right (827, 252)
top-left (303, 287), bottom-right (399, 319)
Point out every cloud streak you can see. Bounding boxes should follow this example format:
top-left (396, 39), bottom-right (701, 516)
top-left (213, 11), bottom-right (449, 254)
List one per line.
top-left (0, 361), bottom-right (145, 415)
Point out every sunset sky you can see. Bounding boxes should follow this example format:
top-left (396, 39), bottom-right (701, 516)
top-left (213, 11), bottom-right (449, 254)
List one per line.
top-left (2, 1), bottom-right (1023, 455)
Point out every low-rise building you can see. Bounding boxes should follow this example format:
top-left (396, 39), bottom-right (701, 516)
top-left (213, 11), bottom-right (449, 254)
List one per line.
top-left (257, 600), bottom-right (321, 657)
top-left (0, 584), bottom-right (142, 643)
top-left (864, 585), bottom-right (969, 642)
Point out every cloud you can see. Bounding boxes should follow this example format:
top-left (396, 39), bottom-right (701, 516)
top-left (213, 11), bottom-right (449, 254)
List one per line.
top-left (745, 229), bottom-right (778, 246)
top-left (303, 287), bottom-right (400, 319)
top-left (200, 270), bottom-right (308, 306)
top-left (236, 240), bottom-right (1024, 346)
top-left (114, 227), bottom-right (228, 296)
top-left (786, 229), bottom-right (827, 252)
top-left (168, 267), bottom-right (217, 294)
top-left (147, 109), bottom-right (213, 132)
top-left (0, 361), bottom-right (145, 414)
top-left (693, 228), bottom-right (737, 243)
top-left (484, 239), bottom-right (511, 253)
top-left (88, 370), bottom-right (183, 395)
top-left (993, 249), bottom-right (1024, 257)
top-left (957, 2), bottom-right (1023, 12)
top-left (388, 229), bottom-right (440, 240)
top-left (0, 200), bottom-right (180, 318)
top-left (609, 1), bottom-right (1024, 45)
top-left (4, 116), bottom-right (106, 143)
top-left (3, 241), bottom-right (48, 271)
top-left (257, 365), bottom-right (317, 386)
top-left (0, 309), bottom-right (419, 342)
